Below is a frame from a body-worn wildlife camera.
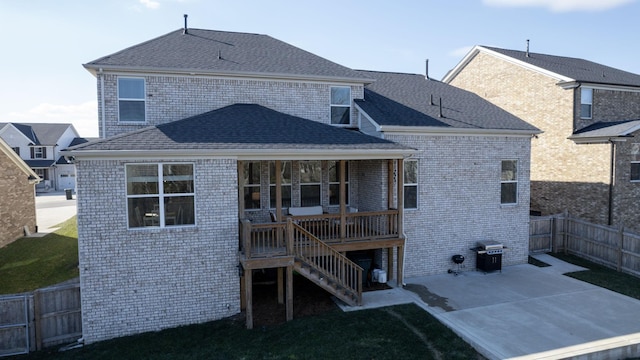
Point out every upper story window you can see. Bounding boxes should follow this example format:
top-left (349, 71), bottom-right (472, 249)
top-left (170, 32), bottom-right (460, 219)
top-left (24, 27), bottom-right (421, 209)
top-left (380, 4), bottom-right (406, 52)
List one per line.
top-left (331, 87), bottom-right (351, 125)
top-left (501, 160), bottom-right (518, 204)
top-left (404, 160), bottom-right (418, 209)
top-left (329, 161), bottom-right (349, 206)
top-left (243, 161), bottom-right (261, 210)
top-left (300, 160), bottom-right (322, 206)
top-left (631, 162), bottom-right (640, 182)
top-left (269, 161), bottom-right (292, 209)
top-left (126, 163), bottom-right (195, 228)
top-left (31, 146), bottom-right (46, 159)
top-left (580, 88), bottom-right (593, 119)
top-left (118, 77), bottom-right (146, 123)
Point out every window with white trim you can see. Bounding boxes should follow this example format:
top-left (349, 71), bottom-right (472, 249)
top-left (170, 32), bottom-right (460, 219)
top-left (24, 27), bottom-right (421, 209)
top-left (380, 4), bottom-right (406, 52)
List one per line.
top-left (501, 160), bottom-right (518, 204)
top-left (331, 86), bottom-right (351, 125)
top-left (404, 160), bottom-right (418, 209)
top-left (118, 77), bottom-right (146, 122)
top-left (269, 161), bottom-right (292, 208)
top-left (631, 162), bottom-right (640, 182)
top-left (243, 161), bottom-right (261, 210)
top-left (580, 88), bottom-right (593, 119)
top-left (300, 160), bottom-right (322, 206)
top-left (329, 161), bottom-right (349, 206)
top-left (126, 163), bottom-right (195, 228)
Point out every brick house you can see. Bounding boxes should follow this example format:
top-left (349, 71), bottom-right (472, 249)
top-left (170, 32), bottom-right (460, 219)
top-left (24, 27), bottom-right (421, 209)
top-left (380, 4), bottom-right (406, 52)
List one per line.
top-left (0, 122), bottom-right (82, 192)
top-left (0, 138), bottom-right (40, 247)
top-left (444, 46), bottom-right (640, 231)
top-left (63, 27), bottom-right (539, 343)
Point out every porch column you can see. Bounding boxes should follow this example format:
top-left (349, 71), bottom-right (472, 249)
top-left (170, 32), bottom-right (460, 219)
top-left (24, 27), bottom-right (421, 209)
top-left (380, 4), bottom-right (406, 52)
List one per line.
top-left (245, 268), bottom-right (253, 329)
top-left (339, 160), bottom-right (346, 239)
top-left (275, 160), bottom-right (283, 221)
top-left (238, 161), bottom-right (245, 217)
top-left (396, 159), bottom-right (404, 286)
top-left (387, 160), bottom-right (394, 210)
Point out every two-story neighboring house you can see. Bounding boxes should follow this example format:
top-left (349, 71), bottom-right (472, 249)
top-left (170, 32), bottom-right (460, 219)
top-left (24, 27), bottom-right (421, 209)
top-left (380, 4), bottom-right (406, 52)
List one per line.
top-left (0, 123), bottom-right (81, 192)
top-left (444, 46), bottom-right (640, 231)
top-left (0, 138), bottom-right (40, 247)
top-left (63, 26), bottom-right (539, 343)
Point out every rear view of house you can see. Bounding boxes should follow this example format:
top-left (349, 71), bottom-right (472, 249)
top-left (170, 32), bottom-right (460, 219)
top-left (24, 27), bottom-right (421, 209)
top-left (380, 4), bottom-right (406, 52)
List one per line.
top-left (64, 24), bottom-right (539, 343)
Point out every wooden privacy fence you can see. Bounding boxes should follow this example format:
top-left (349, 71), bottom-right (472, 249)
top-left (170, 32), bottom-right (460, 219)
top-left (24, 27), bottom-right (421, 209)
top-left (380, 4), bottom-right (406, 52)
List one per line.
top-left (0, 280), bottom-right (81, 357)
top-left (530, 213), bottom-right (640, 277)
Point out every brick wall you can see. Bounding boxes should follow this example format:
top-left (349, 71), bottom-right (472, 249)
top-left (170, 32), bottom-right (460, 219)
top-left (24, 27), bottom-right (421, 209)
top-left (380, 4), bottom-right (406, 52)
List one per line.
top-left (97, 74), bottom-right (364, 138)
top-left (76, 158), bottom-right (240, 343)
top-left (0, 153), bottom-right (36, 247)
top-left (386, 133), bottom-right (532, 276)
top-left (612, 135), bottom-right (640, 231)
top-left (449, 52), bottom-right (612, 224)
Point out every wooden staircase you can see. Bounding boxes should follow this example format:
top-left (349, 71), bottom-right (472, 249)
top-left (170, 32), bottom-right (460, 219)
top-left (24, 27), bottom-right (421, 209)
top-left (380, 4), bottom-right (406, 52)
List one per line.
top-left (291, 223), bottom-right (362, 306)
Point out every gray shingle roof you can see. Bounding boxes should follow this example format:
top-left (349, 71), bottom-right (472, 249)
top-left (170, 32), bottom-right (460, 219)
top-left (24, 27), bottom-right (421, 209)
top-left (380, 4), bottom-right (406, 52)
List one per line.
top-left (569, 119), bottom-right (640, 143)
top-left (68, 104), bottom-right (410, 153)
top-left (84, 29), bottom-right (372, 82)
top-left (0, 123), bottom-right (74, 145)
top-left (483, 46), bottom-right (640, 87)
top-left (354, 70), bottom-right (539, 132)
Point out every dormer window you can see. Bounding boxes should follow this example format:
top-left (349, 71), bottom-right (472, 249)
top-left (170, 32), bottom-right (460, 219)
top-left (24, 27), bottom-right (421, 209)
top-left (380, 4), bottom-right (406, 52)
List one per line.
top-left (118, 77), bottom-right (146, 123)
top-left (331, 86), bottom-right (351, 125)
top-left (580, 88), bottom-right (592, 119)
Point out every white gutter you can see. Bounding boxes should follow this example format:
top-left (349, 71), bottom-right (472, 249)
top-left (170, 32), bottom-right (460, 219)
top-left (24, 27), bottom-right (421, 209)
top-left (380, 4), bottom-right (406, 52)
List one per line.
top-left (61, 147), bottom-right (417, 161)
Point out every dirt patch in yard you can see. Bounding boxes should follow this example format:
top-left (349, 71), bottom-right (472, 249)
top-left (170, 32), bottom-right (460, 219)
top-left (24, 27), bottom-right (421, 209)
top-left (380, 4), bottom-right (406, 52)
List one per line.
top-left (250, 273), bottom-right (391, 327)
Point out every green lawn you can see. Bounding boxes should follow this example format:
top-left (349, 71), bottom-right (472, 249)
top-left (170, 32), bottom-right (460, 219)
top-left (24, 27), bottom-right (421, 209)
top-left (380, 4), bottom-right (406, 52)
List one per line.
top-left (0, 216), bottom-right (79, 294)
top-left (550, 252), bottom-right (640, 300)
top-left (21, 303), bottom-right (482, 360)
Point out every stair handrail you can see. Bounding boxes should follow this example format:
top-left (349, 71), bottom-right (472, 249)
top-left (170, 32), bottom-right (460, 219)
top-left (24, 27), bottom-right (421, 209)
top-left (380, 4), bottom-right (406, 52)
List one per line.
top-left (287, 218), bottom-right (362, 304)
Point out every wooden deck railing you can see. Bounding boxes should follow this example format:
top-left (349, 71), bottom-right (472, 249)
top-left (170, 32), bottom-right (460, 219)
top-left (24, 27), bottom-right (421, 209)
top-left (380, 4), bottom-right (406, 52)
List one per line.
top-left (240, 210), bottom-right (400, 259)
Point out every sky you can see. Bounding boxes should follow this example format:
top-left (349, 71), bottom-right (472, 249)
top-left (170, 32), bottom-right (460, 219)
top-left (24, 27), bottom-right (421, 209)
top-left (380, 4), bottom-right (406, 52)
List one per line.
top-left (1, 0), bottom-right (639, 137)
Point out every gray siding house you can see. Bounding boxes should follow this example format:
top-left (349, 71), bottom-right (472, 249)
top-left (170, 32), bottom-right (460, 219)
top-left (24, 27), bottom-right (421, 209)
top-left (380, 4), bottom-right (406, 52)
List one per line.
top-left (64, 27), bottom-right (539, 343)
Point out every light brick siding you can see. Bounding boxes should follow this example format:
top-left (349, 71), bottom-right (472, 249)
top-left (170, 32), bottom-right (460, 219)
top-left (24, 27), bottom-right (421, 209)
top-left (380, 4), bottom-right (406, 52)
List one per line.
top-left (450, 52), bottom-right (612, 224)
top-left (98, 74), bottom-right (363, 138)
top-left (0, 153), bottom-right (36, 247)
top-left (386, 134), bottom-right (531, 277)
top-left (76, 158), bottom-right (240, 343)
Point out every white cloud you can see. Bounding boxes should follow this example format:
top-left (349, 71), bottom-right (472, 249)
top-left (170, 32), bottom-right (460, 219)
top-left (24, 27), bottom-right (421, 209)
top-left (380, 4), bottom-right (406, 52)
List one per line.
top-left (6, 101), bottom-right (99, 137)
top-left (139, 0), bottom-right (160, 9)
top-left (482, 0), bottom-right (635, 12)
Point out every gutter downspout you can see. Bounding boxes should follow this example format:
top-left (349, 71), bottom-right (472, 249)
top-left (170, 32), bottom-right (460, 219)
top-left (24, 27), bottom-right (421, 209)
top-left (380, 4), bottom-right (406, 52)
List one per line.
top-left (99, 69), bottom-right (106, 138)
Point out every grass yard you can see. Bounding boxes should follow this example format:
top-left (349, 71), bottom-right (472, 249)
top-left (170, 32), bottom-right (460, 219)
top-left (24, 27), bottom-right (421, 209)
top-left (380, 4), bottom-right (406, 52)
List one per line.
top-left (20, 303), bottom-right (482, 360)
top-left (550, 252), bottom-right (640, 300)
top-left (0, 216), bottom-right (79, 294)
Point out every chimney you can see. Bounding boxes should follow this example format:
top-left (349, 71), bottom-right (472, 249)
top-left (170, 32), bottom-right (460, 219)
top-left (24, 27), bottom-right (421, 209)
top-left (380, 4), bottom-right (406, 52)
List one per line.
top-left (183, 14), bottom-right (188, 34)
top-left (526, 39), bottom-right (530, 57)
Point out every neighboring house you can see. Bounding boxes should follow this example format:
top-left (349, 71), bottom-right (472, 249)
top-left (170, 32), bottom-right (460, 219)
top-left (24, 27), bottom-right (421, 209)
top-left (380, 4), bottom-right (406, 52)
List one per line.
top-left (63, 26), bottom-right (539, 343)
top-left (444, 46), bottom-right (640, 231)
top-left (0, 123), bottom-right (82, 191)
top-left (0, 138), bottom-right (40, 247)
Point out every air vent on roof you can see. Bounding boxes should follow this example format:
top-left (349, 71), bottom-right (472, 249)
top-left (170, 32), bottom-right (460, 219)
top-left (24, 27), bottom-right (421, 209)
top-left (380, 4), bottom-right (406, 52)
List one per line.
top-left (439, 97), bottom-right (443, 118)
top-left (526, 39), bottom-right (530, 57)
top-left (183, 14), bottom-right (188, 34)
top-left (425, 59), bottom-right (430, 80)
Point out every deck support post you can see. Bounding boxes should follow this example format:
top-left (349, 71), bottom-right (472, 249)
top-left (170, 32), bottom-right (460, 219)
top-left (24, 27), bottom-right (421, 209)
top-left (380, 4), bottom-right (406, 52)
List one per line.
top-left (277, 267), bottom-right (284, 304)
top-left (245, 268), bottom-right (253, 329)
top-left (286, 265), bottom-right (293, 321)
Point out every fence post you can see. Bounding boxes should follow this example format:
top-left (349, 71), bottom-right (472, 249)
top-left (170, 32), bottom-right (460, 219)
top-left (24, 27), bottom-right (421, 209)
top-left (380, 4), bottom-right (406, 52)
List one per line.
top-left (551, 215), bottom-right (557, 253)
top-left (33, 290), bottom-right (42, 351)
top-left (617, 225), bottom-right (624, 272)
top-left (563, 210), bottom-right (569, 255)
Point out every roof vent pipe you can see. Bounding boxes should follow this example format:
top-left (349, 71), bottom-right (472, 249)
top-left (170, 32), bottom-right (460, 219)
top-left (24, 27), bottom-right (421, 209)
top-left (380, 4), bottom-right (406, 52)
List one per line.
top-left (430, 94), bottom-right (434, 106)
top-left (439, 97), bottom-right (443, 117)
top-left (425, 59), bottom-right (430, 80)
top-left (183, 14), bottom-right (188, 34)
top-left (526, 39), bottom-right (530, 57)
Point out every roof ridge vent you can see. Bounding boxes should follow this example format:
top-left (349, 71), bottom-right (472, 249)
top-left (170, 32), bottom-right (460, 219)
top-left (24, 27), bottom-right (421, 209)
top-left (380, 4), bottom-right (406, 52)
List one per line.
top-left (183, 14), bottom-right (188, 34)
